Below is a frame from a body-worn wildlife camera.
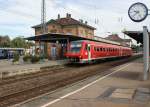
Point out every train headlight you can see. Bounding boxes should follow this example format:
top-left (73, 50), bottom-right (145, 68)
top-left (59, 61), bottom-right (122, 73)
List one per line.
top-left (85, 52), bottom-right (88, 55)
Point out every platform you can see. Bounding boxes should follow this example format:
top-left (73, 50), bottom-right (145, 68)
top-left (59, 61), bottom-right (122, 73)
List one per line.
top-left (0, 59), bottom-right (67, 78)
top-left (15, 58), bottom-right (150, 107)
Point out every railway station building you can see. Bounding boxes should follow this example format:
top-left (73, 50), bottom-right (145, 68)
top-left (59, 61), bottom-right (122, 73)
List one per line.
top-left (27, 13), bottom-right (96, 60)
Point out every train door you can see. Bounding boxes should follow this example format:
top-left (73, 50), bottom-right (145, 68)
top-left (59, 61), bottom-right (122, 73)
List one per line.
top-left (87, 44), bottom-right (91, 61)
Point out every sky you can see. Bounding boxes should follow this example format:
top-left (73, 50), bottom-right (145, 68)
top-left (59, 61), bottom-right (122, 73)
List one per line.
top-left (0, 0), bottom-right (150, 42)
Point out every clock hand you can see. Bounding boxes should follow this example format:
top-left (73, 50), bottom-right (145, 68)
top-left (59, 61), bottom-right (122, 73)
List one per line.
top-left (132, 12), bottom-right (138, 17)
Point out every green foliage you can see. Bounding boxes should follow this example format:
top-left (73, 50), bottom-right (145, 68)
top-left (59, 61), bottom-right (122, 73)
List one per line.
top-left (0, 36), bottom-right (35, 48)
top-left (12, 53), bottom-right (20, 62)
top-left (11, 37), bottom-right (27, 48)
top-left (23, 55), bottom-right (41, 63)
top-left (31, 56), bottom-right (40, 63)
top-left (23, 55), bottom-right (31, 62)
top-left (26, 41), bottom-right (35, 48)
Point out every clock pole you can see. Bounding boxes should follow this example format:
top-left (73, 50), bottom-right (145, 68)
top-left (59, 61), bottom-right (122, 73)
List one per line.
top-left (128, 2), bottom-right (150, 80)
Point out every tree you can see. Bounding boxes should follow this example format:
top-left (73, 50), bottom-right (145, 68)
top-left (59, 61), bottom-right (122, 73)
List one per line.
top-left (0, 35), bottom-right (11, 47)
top-left (11, 37), bottom-right (35, 48)
top-left (0, 35), bottom-right (35, 48)
top-left (11, 37), bottom-right (27, 48)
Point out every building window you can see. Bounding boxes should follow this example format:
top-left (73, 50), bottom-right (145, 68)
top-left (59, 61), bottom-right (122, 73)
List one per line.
top-left (85, 30), bottom-right (88, 35)
top-left (66, 29), bottom-right (72, 34)
top-left (80, 30), bottom-right (83, 34)
top-left (52, 25), bottom-right (55, 28)
top-left (50, 29), bottom-right (57, 33)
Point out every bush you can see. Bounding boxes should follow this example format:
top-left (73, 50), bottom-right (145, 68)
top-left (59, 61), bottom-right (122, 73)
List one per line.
top-left (23, 55), bottom-right (31, 62)
top-left (31, 56), bottom-right (40, 63)
top-left (12, 53), bottom-right (20, 62)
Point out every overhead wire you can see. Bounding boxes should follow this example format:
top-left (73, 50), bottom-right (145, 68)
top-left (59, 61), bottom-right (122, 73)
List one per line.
top-left (52, 0), bottom-right (109, 35)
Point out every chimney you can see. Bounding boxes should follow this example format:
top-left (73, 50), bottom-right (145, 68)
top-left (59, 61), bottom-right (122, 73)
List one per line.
top-left (79, 19), bottom-right (83, 23)
top-left (66, 13), bottom-right (71, 18)
top-left (85, 21), bottom-right (88, 24)
top-left (58, 14), bottom-right (60, 19)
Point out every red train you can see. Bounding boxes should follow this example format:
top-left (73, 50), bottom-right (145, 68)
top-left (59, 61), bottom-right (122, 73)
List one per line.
top-left (65, 40), bottom-right (132, 63)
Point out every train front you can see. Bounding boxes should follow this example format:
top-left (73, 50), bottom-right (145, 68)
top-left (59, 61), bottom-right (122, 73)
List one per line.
top-left (65, 41), bottom-right (84, 63)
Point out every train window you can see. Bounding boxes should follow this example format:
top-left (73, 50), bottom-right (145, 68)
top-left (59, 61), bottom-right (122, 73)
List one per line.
top-left (85, 44), bottom-right (91, 51)
top-left (100, 48), bottom-right (102, 51)
top-left (88, 45), bottom-right (90, 51)
top-left (85, 44), bottom-right (88, 50)
top-left (103, 48), bottom-right (105, 52)
top-left (97, 48), bottom-right (99, 52)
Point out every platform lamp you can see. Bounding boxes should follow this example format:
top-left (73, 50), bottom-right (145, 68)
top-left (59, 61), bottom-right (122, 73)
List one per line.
top-left (128, 2), bottom-right (150, 80)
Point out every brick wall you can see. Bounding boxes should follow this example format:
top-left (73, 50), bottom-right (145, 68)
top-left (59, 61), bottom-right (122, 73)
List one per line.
top-left (47, 24), bottom-right (62, 33)
top-left (77, 26), bottom-right (94, 39)
top-left (62, 25), bottom-right (78, 35)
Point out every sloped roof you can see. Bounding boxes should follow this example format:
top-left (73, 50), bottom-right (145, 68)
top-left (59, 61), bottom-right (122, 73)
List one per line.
top-left (105, 34), bottom-right (132, 43)
top-left (32, 17), bottom-right (96, 30)
top-left (105, 34), bottom-right (123, 41)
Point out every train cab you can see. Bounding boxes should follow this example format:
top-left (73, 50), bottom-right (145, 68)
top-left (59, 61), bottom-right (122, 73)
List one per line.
top-left (65, 40), bottom-right (91, 63)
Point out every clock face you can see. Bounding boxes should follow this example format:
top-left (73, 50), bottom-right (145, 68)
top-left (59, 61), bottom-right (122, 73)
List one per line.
top-left (128, 2), bottom-right (148, 22)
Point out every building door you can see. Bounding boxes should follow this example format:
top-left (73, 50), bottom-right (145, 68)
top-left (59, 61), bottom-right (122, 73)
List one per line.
top-left (51, 47), bottom-right (56, 59)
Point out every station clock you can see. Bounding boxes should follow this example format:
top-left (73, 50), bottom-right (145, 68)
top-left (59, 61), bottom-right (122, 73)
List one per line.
top-left (128, 2), bottom-right (148, 22)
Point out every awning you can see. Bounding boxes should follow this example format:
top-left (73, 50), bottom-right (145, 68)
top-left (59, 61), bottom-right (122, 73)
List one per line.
top-left (124, 31), bottom-right (150, 44)
top-left (25, 33), bottom-right (91, 44)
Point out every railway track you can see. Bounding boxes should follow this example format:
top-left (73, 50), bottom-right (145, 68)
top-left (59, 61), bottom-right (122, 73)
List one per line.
top-left (0, 55), bottom-right (141, 107)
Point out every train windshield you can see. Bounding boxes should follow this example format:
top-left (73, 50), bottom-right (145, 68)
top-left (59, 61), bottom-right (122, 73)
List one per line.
top-left (70, 41), bottom-right (82, 53)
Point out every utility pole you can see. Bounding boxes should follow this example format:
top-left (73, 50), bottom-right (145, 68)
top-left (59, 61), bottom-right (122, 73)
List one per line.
top-left (41, 0), bottom-right (46, 34)
top-left (40, 0), bottom-right (46, 60)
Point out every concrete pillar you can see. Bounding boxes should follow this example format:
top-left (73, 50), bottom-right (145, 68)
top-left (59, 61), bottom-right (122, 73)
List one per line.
top-left (143, 26), bottom-right (149, 80)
